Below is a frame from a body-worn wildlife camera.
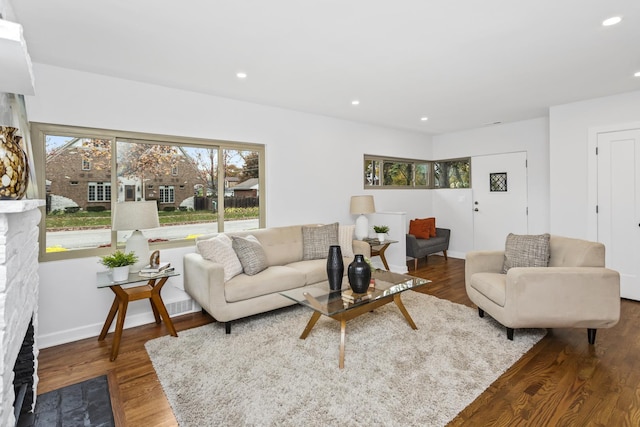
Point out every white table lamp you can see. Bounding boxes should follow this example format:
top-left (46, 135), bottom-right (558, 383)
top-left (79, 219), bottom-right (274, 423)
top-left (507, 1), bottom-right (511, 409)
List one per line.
top-left (350, 195), bottom-right (375, 240)
top-left (112, 201), bottom-right (160, 272)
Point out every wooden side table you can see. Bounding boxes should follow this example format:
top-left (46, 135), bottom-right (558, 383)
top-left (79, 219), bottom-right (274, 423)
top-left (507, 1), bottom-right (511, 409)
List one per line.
top-left (363, 238), bottom-right (398, 270)
top-left (97, 271), bottom-right (179, 361)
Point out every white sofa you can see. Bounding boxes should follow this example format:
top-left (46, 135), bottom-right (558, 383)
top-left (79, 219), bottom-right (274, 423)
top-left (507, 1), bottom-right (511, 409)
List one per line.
top-left (183, 224), bottom-right (370, 333)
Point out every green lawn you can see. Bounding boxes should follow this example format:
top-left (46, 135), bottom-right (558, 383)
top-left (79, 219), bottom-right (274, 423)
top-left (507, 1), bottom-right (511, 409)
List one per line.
top-left (46, 207), bottom-right (259, 230)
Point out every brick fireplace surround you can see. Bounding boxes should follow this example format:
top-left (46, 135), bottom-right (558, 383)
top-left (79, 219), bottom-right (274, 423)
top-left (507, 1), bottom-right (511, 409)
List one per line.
top-left (0, 200), bottom-right (44, 426)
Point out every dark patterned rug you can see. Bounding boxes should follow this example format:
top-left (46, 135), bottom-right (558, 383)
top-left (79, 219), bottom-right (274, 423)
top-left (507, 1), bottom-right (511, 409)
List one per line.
top-left (17, 375), bottom-right (114, 427)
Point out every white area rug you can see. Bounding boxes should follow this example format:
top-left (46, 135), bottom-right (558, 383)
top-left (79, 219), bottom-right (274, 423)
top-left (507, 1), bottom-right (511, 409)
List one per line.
top-left (146, 292), bottom-right (545, 426)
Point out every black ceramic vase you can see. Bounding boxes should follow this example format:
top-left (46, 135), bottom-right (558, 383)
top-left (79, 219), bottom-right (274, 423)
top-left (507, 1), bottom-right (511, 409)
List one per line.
top-left (348, 254), bottom-right (371, 294)
top-left (326, 245), bottom-right (344, 291)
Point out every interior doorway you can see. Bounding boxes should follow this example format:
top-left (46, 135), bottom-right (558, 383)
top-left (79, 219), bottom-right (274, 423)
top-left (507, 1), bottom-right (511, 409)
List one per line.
top-left (597, 128), bottom-right (640, 300)
top-left (471, 152), bottom-right (528, 250)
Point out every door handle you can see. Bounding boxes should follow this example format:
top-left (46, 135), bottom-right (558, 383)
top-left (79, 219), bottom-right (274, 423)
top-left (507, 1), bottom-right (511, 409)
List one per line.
top-left (474, 208), bottom-right (479, 212)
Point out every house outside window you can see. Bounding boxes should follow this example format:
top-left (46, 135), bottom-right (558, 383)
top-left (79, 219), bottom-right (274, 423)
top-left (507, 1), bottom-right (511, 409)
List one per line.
top-left (81, 158), bottom-right (91, 171)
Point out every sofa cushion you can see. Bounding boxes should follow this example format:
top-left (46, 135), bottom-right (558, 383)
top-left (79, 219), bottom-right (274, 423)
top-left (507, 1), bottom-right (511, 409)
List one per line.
top-left (409, 219), bottom-right (429, 239)
top-left (338, 224), bottom-right (355, 258)
top-left (287, 258), bottom-right (333, 285)
top-left (470, 273), bottom-right (507, 307)
top-left (232, 235), bottom-right (269, 276)
top-left (302, 222), bottom-right (339, 260)
top-left (224, 266), bottom-right (306, 302)
top-left (196, 234), bottom-right (243, 282)
top-left (502, 233), bottom-right (551, 273)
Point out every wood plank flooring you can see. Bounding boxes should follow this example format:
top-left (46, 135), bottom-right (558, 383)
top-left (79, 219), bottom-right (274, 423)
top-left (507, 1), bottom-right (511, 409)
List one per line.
top-left (36, 255), bottom-right (640, 426)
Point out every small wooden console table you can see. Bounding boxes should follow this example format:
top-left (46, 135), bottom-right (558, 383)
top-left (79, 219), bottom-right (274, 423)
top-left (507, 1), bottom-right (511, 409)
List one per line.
top-left (97, 271), bottom-right (179, 361)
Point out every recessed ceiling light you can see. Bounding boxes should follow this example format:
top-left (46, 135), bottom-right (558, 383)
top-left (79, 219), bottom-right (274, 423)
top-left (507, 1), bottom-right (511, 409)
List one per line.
top-left (236, 72), bottom-right (247, 79)
top-left (351, 100), bottom-right (360, 106)
top-left (602, 16), bottom-right (622, 26)
top-left (420, 117), bottom-right (428, 121)
top-left (634, 71), bottom-right (640, 77)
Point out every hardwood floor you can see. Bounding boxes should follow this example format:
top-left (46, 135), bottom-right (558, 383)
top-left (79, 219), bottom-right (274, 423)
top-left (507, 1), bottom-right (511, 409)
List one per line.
top-left (37, 256), bottom-right (640, 426)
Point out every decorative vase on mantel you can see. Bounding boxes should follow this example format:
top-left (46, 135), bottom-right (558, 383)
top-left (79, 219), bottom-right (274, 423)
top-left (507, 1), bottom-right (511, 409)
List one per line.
top-left (0, 126), bottom-right (29, 200)
top-left (348, 254), bottom-right (372, 294)
top-left (326, 245), bottom-right (344, 291)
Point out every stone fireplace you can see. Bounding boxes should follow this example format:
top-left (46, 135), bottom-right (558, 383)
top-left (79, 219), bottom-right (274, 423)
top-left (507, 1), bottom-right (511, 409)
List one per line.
top-left (0, 200), bottom-right (44, 426)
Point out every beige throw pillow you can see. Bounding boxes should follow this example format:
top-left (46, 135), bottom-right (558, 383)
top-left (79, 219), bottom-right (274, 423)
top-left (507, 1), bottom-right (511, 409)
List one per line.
top-left (196, 234), bottom-right (243, 282)
top-left (502, 233), bottom-right (551, 273)
top-left (338, 224), bottom-right (355, 258)
top-left (232, 235), bottom-right (269, 276)
top-left (302, 222), bottom-right (339, 260)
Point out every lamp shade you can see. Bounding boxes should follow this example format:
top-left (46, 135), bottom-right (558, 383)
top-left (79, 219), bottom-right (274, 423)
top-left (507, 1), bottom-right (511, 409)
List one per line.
top-left (112, 201), bottom-right (160, 231)
top-left (349, 195), bottom-right (375, 215)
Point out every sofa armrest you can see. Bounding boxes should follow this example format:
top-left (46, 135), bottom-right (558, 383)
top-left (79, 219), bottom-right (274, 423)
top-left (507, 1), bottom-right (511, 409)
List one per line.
top-left (352, 239), bottom-right (371, 257)
top-left (406, 234), bottom-right (420, 258)
top-left (506, 267), bottom-right (620, 326)
top-left (435, 228), bottom-right (451, 245)
top-left (465, 251), bottom-right (504, 287)
top-left (183, 252), bottom-right (226, 317)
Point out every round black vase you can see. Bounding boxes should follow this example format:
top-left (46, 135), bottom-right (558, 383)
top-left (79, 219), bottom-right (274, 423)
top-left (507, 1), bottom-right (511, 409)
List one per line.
top-left (348, 254), bottom-right (371, 294)
top-left (326, 245), bottom-right (344, 291)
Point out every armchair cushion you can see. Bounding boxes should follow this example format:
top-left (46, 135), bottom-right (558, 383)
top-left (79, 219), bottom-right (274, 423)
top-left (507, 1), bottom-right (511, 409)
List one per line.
top-left (502, 233), bottom-right (550, 273)
top-left (409, 218), bottom-right (433, 239)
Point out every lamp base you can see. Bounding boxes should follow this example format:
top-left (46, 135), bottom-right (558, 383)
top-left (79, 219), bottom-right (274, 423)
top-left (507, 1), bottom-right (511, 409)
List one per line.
top-left (125, 230), bottom-right (149, 273)
top-left (355, 214), bottom-right (369, 240)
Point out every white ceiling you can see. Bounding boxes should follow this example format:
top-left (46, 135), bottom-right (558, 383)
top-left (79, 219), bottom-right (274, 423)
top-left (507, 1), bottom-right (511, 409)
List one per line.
top-left (10, 0), bottom-right (640, 135)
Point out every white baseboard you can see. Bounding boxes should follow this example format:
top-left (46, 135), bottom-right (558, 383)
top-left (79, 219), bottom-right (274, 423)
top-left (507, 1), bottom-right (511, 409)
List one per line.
top-left (38, 302), bottom-right (200, 349)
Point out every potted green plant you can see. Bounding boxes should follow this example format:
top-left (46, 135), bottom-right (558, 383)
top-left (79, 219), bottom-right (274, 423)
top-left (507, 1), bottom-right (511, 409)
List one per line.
top-left (99, 250), bottom-right (138, 282)
top-left (373, 225), bottom-right (389, 242)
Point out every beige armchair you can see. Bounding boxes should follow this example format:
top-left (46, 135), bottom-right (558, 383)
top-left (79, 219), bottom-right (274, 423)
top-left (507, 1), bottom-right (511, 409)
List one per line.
top-left (465, 235), bottom-right (620, 344)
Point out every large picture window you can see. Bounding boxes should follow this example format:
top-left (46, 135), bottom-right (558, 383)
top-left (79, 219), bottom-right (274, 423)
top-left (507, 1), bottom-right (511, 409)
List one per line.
top-left (32, 123), bottom-right (265, 261)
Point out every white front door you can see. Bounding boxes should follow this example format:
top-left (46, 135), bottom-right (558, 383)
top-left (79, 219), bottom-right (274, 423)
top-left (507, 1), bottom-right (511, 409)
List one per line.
top-left (472, 152), bottom-right (528, 250)
top-left (597, 129), bottom-right (640, 300)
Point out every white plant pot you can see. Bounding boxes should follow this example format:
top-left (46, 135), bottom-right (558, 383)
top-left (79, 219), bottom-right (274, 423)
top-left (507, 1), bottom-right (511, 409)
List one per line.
top-left (377, 233), bottom-right (386, 242)
top-left (112, 266), bottom-right (130, 282)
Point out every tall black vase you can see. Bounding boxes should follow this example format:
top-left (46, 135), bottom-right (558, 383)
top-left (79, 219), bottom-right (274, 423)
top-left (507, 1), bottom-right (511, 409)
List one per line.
top-left (348, 254), bottom-right (371, 294)
top-left (326, 245), bottom-right (344, 291)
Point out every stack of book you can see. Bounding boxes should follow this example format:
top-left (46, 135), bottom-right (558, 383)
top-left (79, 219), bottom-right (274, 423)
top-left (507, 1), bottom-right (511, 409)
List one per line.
top-left (139, 262), bottom-right (173, 277)
top-left (341, 289), bottom-right (373, 305)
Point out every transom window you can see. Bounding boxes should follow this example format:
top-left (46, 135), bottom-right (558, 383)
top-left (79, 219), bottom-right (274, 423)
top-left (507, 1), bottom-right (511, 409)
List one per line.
top-left (364, 155), bottom-right (469, 189)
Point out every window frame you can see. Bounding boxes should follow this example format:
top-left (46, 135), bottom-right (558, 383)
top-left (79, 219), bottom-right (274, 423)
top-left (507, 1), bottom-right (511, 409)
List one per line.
top-left (31, 122), bottom-right (266, 262)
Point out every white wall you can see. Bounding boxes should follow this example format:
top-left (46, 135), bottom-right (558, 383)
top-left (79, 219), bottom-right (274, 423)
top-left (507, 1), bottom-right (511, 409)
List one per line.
top-left (549, 90), bottom-right (640, 238)
top-left (27, 64), bottom-right (433, 346)
top-left (431, 117), bottom-right (550, 254)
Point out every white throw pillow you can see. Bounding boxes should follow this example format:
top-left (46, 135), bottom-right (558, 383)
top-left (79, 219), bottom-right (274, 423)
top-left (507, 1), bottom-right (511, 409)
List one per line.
top-left (338, 224), bottom-right (355, 258)
top-left (196, 234), bottom-right (243, 282)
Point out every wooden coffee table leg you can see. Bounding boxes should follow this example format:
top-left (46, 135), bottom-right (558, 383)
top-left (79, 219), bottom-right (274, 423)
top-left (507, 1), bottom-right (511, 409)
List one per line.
top-left (394, 294), bottom-right (418, 330)
top-left (300, 311), bottom-right (322, 339)
top-left (339, 318), bottom-right (347, 369)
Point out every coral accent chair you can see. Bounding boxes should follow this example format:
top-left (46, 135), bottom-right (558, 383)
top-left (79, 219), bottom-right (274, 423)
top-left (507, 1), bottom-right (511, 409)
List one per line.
top-left (465, 235), bottom-right (620, 344)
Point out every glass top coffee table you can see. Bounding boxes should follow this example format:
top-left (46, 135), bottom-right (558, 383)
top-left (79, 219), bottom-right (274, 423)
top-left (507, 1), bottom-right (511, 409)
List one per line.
top-left (280, 270), bottom-right (430, 368)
